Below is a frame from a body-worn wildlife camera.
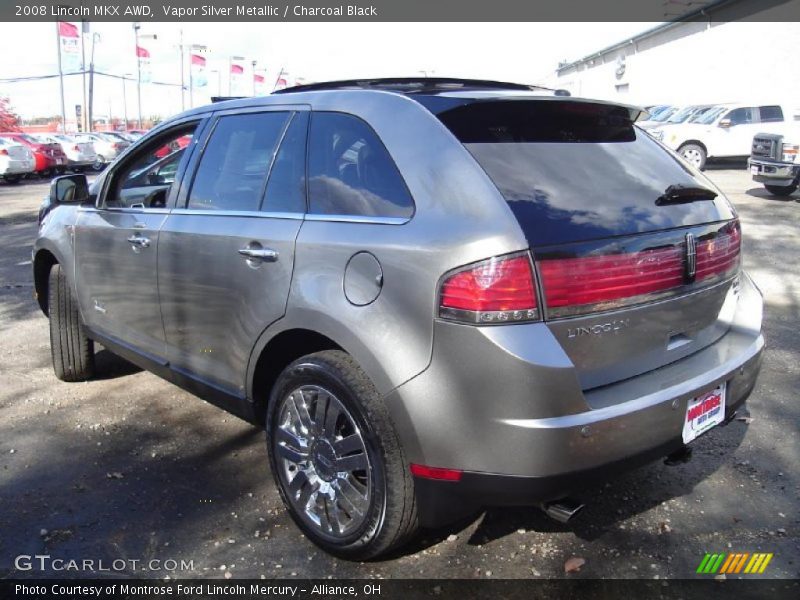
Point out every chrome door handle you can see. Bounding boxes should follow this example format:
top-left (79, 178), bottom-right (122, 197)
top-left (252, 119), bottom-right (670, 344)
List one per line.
top-left (127, 235), bottom-right (151, 248)
top-left (238, 247), bottom-right (279, 262)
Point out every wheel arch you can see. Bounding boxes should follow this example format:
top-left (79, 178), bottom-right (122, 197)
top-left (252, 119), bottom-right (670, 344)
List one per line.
top-left (33, 248), bottom-right (60, 316)
top-left (248, 327), bottom-right (344, 424)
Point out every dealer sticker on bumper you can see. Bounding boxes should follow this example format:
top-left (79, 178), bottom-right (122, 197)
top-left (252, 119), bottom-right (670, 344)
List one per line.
top-left (683, 383), bottom-right (726, 444)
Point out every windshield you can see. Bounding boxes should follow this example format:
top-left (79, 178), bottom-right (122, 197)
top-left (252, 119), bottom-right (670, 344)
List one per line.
top-left (667, 106), bottom-right (707, 124)
top-left (694, 107), bottom-right (727, 125)
top-left (650, 107), bottom-right (678, 122)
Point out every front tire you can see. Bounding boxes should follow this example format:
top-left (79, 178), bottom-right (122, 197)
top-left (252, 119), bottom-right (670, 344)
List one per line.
top-left (765, 183), bottom-right (798, 197)
top-left (92, 156), bottom-right (105, 171)
top-left (48, 264), bottom-right (95, 382)
top-left (678, 143), bottom-right (707, 170)
top-left (266, 350), bottom-right (417, 560)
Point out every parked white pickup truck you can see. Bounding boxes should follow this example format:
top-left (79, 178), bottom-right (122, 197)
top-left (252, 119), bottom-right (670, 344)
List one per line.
top-left (748, 125), bottom-right (800, 197)
top-left (651, 103), bottom-right (796, 170)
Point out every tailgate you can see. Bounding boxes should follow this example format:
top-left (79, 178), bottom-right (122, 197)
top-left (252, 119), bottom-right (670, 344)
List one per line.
top-left (436, 98), bottom-right (741, 388)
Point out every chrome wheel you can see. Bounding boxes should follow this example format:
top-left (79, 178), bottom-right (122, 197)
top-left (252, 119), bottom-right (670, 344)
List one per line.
top-left (273, 385), bottom-right (372, 539)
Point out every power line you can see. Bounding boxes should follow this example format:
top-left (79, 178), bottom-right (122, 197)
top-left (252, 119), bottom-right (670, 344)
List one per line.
top-left (0, 70), bottom-right (184, 88)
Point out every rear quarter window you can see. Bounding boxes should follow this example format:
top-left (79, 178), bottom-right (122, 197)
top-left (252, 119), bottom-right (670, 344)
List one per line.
top-left (307, 112), bottom-right (414, 219)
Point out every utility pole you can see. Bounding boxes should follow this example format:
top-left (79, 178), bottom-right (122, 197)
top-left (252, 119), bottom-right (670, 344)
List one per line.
top-left (179, 29), bottom-right (185, 111)
top-left (122, 75), bottom-right (129, 130)
top-left (55, 23), bottom-right (68, 134)
top-left (80, 21), bottom-right (88, 131)
top-left (272, 67), bottom-right (285, 92)
top-left (87, 32), bottom-right (100, 132)
top-left (133, 22), bottom-right (142, 129)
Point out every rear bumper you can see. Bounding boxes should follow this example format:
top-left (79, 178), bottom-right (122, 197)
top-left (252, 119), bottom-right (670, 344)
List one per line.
top-left (749, 158), bottom-right (800, 186)
top-left (385, 273), bottom-right (764, 526)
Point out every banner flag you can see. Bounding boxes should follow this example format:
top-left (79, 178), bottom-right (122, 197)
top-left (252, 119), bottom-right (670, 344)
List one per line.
top-left (58, 21), bottom-right (81, 73)
top-left (136, 45), bottom-right (152, 83)
top-left (191, 54), bottom-right (207, 88)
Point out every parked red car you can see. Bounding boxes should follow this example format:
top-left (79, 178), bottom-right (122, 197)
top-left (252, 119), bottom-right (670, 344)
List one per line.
top-left (0, 133), bottom-right (67, 176)
top-left (153, 135), bottom-right (191, 159)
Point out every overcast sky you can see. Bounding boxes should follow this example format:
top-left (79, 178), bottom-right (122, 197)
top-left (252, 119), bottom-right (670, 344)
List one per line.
top-left (0, 22), bottom-right (653, 121)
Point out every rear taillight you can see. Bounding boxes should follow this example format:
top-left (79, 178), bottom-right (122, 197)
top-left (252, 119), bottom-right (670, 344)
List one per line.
top-left (114, 143), bottom-right (126, 150)
top-left (439, 253), bottom-right (539, 324)
top-left (72, 145), bottom-right (80, 152)
top-left (539, 221), bottom-right (741, 319)
top-left (0, 149), bottom-right (7, 156)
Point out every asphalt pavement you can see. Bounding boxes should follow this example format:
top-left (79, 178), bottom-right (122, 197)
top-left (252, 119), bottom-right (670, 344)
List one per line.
top-left (0, 168), bottom-right (797, 579)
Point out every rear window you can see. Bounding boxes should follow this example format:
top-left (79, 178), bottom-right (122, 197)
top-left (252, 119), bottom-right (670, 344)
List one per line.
top-left (437, 100), bottom-right (735, 246)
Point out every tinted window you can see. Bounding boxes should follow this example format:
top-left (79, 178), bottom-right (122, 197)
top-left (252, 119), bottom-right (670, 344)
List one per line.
top-left (188, 112), bottom-right (289, 212)
top-left (437, 100), bottom-right (734, 246)
top-left (106, 123), bottom-right (198, 209)
top-left (307, 112), bottom-right (413, 218)
top-left (725, 107), bottom-right (754, 125)
top-left (759, 105), bottom-right (783, 122)
top-left (263, 112), bottom-right (308, 213)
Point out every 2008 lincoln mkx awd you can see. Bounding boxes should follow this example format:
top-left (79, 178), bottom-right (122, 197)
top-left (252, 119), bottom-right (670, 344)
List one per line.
top-left (33, 78), bottom-right (764, 559)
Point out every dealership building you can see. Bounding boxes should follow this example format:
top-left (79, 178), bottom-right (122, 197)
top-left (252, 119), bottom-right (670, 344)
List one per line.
top-left (548, 0), bottom-right (800, 107)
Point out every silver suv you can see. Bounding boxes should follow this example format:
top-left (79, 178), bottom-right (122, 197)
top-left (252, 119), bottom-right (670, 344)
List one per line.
top-left (33, 78), bottom-right (764, 559)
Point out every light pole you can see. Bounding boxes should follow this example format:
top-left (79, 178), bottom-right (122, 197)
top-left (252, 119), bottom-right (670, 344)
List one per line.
top-left (122, 74), bottom-right (133, 130)
top-left (133, 23), bottom-right (141, 129)
top-left (87, 32), bottom-right (101, 132)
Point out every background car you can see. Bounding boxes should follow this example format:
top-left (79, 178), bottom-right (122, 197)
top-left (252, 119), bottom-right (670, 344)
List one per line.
top-left (0, 136), bottom-right (35, 183)
top-left (74, 132), bottom-right (131, 170)
top-left (658, 103), bottom-right (796, 169)
top-left (30, 133), bottom-right (97, 172)
top-left (0, 132), bottom-right (67, 177)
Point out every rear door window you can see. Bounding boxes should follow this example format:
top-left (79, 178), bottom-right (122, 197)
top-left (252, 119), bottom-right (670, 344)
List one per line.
top-left (188, 111), bottom-right (289, 212)
top-left (436, 100), bottom-right (734, 246)
top-left (307, 112), bottom-right (414, 219)
top-left (262, 112), bottom-right (308, 214)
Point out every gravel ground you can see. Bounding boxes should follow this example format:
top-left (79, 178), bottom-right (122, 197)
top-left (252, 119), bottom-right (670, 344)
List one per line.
top-left (0, 168), bottom-right (797, 579)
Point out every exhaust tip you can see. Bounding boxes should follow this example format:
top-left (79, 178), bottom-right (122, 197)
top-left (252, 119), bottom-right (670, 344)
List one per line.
top-left (542, 497), bottom-right (585, 523)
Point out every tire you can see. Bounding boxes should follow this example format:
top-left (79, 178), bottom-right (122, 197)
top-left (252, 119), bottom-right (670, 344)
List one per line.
top-left (765, 184), bottom-right (798, 197)
top-left (678, 143), bottom-right (707, 170)
top-left (92, 156), bottom-right (105, 172)
top-left (266, 350), bottom-right (418, 560)
top-left (48, 264), bottom-right (94, 382)
top-left (3, 175), bottom-right (21, 184)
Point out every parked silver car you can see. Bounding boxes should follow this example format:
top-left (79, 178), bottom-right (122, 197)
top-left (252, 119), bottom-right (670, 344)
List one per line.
top-left (33, 78), bottom-right (764, 559)
top-left (73, 132), bottom-right (130, 170)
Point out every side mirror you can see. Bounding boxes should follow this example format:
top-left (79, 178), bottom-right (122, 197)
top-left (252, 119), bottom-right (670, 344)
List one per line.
top-left (718, 119), bottom-right (732, 129)
top-left (50, 174), bottom-right (89, 205)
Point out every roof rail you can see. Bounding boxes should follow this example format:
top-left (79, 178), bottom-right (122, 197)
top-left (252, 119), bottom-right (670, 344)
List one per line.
top-left (211, 96), bottom-right (246, 103)
top-left (273, 77), bottom-right (564, 95)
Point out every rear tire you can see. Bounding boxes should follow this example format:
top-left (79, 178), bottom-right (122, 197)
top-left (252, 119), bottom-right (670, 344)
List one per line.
top-left (92, 156), bottom-right (105, 171)
top-left (266, 350), bottom-right (418, 560)
top-left (765, 183), bottom-right (798, 197)
top-left (678, 143), bottom-right (707, 170)
top-left (48, 264), bottom-right (94, 382)
top-left (3, 175), bottom-right (21, 184)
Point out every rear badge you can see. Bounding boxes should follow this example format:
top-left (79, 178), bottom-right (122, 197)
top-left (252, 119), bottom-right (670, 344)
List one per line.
top-left (567, 318), bottom-right (630, 338)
